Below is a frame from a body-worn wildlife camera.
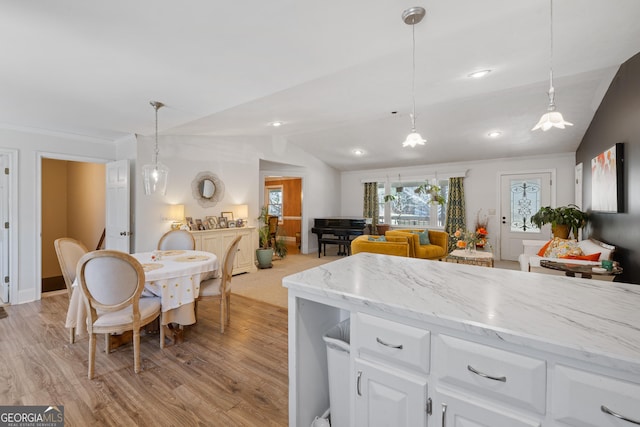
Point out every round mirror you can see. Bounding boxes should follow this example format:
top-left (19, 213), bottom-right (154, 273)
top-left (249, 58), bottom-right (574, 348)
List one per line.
top-left (199, 179), bottom-right (215, 199)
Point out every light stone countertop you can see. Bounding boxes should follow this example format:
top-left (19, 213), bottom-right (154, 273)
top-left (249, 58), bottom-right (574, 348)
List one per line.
top-left (283, 252), bottom-right (640, 374)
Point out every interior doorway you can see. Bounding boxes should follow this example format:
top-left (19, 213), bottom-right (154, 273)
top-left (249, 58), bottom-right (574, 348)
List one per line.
top-left (41, 158), bottom-right (106, 293)
top-left (264, 176), bottom-right (303, 255)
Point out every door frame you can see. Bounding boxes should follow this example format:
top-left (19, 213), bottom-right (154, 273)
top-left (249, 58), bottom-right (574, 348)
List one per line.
top-left (36, 151), bottom-right (112, 301)
top-left (496, 168), bottom-right (556, 261)
top-left (0, 149), bottom-right (18, 304)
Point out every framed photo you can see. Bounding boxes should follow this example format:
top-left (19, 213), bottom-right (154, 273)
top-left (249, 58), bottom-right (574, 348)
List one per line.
top-left (206, 215), bottom-right (219, 229)
top-left (591, 142), bottom-right (624, 213)
top-left (221, 211), bottom-right (234, 221)
top-left (228, 220), bottom-right (236, 228)
top-left (236, 219), bottom-right (244, 227)
top-left (218, 217), bottom-right (228, 228)
top-left (195, 218), bottom-right (205, 230)
top-left (185, 217), bottom-right (195, 231)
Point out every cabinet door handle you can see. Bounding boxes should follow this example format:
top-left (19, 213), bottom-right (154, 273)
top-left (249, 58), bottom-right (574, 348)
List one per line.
top-left (356, 370), bottom-right (362, 396)
top-left (376, 337), bottom-right (403, 349)
top-left (467, 364), bottom-right (507, 382)
top-left (601, 405), bottom-right (640, 425)
top-left (441, 403), bottom-right (448, 427)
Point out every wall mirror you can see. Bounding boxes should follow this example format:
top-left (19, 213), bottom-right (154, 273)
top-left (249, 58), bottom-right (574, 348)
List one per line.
top-left (191, 171), bottom-right (224, 208)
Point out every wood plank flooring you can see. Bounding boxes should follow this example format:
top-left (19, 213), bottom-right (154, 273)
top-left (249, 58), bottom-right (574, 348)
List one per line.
top-left (0, 293), bottom-right (289, 426)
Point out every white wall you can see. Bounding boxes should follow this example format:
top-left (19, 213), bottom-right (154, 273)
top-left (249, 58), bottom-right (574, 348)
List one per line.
top-left (341, 153), bottom-right (576, 253)
top-left (0, 128), bottom-right (115, 304)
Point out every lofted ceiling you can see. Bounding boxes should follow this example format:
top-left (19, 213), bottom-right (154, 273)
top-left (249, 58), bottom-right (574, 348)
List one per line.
top-left (2, 1), bottom-right (640, 171)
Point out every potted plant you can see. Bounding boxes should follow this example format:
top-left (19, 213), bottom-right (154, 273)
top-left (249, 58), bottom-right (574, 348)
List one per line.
top-left (530, 204), bottom-right (587, 239)
top-left (256, 206), bottom-right (274, 269)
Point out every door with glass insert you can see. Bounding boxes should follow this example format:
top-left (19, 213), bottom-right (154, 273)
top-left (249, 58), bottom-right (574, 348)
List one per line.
top-left (500, 173), bottom-right (551, 261)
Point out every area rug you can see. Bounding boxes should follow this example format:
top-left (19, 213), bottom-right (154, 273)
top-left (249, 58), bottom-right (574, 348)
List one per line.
top-left (231, 253), bottom-right (341, 308)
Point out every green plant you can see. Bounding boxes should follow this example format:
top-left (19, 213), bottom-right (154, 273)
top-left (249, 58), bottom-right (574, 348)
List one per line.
top-left (415, 183), bottom-right (446, 205)
top-left (530, 204), bottom-right (587, 239)
top-left (257, 206), bottom-right (271, 249)
top-left (273, 235), bottom-right (288, 258)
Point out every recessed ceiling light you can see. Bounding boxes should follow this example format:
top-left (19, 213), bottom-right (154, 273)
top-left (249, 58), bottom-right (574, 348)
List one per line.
top-left (468, 69), bottom-right (492, 79)
top-left (269, 121), bottom-right (283, 127)
top-left (488, 131), bottom-right (502, 138)
top-left (352, 149), bottom-right (365, 156)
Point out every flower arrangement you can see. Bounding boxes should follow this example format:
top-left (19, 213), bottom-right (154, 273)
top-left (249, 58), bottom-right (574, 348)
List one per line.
top-left (474, 209), bottom-right (489, 248)
top-left (454, 228), bottom-right (481, 250)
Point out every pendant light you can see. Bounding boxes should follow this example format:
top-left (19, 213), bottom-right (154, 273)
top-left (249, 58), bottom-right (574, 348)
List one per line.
top-left (142, 101), bottom-right (169, 196)
top-left (401, 6), bottom-right (427, 148)
top-left (532, 0), bottom-right (573, 131)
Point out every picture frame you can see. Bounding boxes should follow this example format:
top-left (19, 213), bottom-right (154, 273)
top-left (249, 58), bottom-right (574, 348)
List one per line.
top-left (185, 217), bottom-right (195, 231)
top-left (221, 211), bottom-right (234, 221)
top-left (206, 215), bottom-right (219, 229)
top-left (591, 142), bottom-right (624, 213)
top-left (236, 219), bottom-right (244, 227)
top-left (228, 220), bottom-right (236, 228)
top-left (218, 217), bottom-right (228, 228)
top-left (195, 218), bottom-right (205, 231)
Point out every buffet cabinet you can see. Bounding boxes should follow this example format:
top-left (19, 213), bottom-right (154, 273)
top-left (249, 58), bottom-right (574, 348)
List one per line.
top-left (190, 227), bottom-right (257, 274)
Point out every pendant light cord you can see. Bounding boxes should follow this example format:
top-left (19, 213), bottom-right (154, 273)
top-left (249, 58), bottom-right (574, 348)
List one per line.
top-left (411, 22), bottom-right (417, 130)
top-left (154, 104), bottom-right (159, 167)
top-left (547, 0), bottom-right (556, 110)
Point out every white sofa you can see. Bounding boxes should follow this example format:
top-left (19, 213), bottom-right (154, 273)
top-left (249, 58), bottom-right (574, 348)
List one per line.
top-left (518, 238), bottom-right (615, 278)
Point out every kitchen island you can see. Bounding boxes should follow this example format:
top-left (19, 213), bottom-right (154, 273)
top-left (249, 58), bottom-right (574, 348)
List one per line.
top-left (284, 253), bottom-right (640, 427)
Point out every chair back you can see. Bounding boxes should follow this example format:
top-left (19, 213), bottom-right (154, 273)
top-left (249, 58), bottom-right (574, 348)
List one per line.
top-left (54, 237), bottom-right (89, 299)
top-left (77, 250), bottom-right (145, 317)
top-left (220, 235), bottom-right (243, 292)
top-left (158, 230), bottom-right (195, 250)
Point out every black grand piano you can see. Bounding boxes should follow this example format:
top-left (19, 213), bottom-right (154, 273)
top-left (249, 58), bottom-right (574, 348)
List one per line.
top-left (311, 217), bottom-right (367, 258)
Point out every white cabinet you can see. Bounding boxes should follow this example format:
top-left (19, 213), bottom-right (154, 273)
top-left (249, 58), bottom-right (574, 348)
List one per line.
top-left (353, 312), bottom-right (430, 427)
top-left (354, 358), bottom-right (428, 427)
top-left (552, 365), bottom-right (640, 427)
top-left (191, 227), bottom-right (257, 274)
top-left (436, 392), bottom-right (540, 427)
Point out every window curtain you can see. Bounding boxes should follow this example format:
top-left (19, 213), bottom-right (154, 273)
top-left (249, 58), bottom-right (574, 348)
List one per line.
top-left (363, 182), bottom-right (379, 234)
top-left (444, 177), bottom-right (465, 252)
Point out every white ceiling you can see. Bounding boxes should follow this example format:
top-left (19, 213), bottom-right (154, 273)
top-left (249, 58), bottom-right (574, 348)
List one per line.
top-left (2, 1), bottom-right (639, 171)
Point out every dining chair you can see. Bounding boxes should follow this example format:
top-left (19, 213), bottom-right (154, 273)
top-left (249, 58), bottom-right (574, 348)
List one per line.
top-left (77, 250), bottom-right (164, 379)
top-left (157, 229), bottom-right (195, 250)
top-left (197, 235), bottom-right (242, 333)
top-left (267, 216), bottom-right (279, 247)
top-left (54, 237), bottom-right (89, 344)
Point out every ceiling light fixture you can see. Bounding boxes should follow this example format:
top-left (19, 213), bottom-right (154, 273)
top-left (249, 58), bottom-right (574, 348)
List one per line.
top-left (532, 0), bottom-right (573, 131)
top-left (468, 69), bottom-right (492, 79)
top-left (142, 101), bottom-right (169, 196)
top-left (401, 6), bottom-right (427, 148)
top-left (270, 121), bottom-right (283, 127)
top-left (352, 149), bottom-right (365, 156)
top-left (488, 131), bottom-right (502, 138)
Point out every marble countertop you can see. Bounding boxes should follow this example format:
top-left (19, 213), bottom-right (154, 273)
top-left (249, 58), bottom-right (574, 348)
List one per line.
top-left (283, 253), bottom-right (640, 374)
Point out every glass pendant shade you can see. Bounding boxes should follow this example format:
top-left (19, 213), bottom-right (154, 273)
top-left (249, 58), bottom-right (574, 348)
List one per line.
top-left (142, 161), bottom-right (169, 196)
top-left (402, 131), bottom-right (426, 148)
top-left (532, 110), bottom-right (573, 131)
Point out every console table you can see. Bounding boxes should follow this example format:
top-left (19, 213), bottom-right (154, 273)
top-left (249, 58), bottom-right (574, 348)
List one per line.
top-left (190, 227), bottom-right (257, 274)
top-left (445, 248), bottom-right (494, 267)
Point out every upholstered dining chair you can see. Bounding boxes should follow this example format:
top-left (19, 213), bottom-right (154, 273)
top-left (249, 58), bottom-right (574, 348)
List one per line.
top-left (76, 250), bottom-right (164, 379)
top-left (157, 229), bottom-right (195, 251)
top-left (54, 237), bottom-right (89, 344)
top-left (196, 235), bottom-right (242, 333)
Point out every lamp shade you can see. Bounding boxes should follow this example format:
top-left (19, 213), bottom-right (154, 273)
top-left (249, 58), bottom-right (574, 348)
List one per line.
top-left (532, 111), bottom-right (573, 131)
top-left (142, 161), bottom-right (169, 196)
top-left (232, 204), bottom-right (249, 220)
top-left (402, 132), bottom-right (426, 148)
top-left (168, 204), bottom-right (184, 221)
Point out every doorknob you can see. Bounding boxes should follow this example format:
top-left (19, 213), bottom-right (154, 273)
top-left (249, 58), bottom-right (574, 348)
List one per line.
top-left (119, 231), bottom-right (131, 236)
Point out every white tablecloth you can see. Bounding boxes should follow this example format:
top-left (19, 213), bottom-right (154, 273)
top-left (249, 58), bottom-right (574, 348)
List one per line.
top-left (65, 250), bottom-right (218, 336)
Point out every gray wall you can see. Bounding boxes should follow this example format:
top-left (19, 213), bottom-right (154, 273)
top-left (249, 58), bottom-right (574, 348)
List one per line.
top-left (577, 52), bottom-right (640, 284)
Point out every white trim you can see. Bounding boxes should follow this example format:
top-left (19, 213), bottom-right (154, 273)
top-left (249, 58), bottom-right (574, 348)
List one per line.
top-left (35, 151), bottom-right (113, 302)
top-left (0, 148), bottom-right (18, 304)
top-left (0, 123), bottom-right (115, 145)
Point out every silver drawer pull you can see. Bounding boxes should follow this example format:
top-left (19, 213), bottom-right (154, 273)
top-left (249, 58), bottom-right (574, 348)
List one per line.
top-left (467, 364), bottom-right (507, 382)
top-left (356, 370), bottom-right (363, 396)
top-left (601, 405), bottom-right (640, 425)
top-left (376, 337), bottom-right (403, 349)
top-left (442, 403), bottom-right (448, 427)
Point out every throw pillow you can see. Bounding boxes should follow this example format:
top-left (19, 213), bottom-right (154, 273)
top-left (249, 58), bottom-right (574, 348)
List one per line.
top-left (544, 237), bottom-right (583, 258)
top-left (411, 230), bottom-right (431, 245)
top-left (368, 236), bottom-right (386, 242)
top-left (537, 240), bottom-right (553, 257)
top-left (559, 252), bottom-right (601, 261)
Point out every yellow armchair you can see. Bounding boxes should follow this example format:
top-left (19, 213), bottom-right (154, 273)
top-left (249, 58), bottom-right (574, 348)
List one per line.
top-left (385, 229), bottom-right (449, 260)
top-left (351, 235), bottom-right (411, 257)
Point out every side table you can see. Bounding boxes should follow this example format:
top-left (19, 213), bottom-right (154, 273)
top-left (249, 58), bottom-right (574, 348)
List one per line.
top-left (445, 249), bottom-right (494, 268)
top-left (539, 259), bottom-right (622, 280)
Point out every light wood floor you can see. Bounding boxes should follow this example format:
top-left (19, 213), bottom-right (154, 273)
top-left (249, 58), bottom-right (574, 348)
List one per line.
top-left (0, 293), bottom-right (289, 426)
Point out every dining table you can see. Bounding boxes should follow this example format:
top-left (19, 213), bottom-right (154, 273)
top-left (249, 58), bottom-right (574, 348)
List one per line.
top-left (65, 249), bottom-right (219, 344)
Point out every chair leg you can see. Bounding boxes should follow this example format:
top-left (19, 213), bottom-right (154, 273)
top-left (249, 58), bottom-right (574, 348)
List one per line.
top-left (88, 333), bottom-right (96, 379)
top-left (104, 334), bottom-right (110, 354)
top-left (219, 297), bottom-right (226, 334)
top-left (133, 329), bottom-right (141, 373)
top-left (69, 327), bottom-right (75, 344)
top-left (226, 292), bottom-right (231, 325)
top-left (159, 314), bottom-right (165, 349)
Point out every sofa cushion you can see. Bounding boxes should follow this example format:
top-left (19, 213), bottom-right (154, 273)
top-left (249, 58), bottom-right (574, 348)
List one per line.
top-left (411, 230), bottom-right (431, 245)
top-left (537, 240), bottom-right (552, 256)
top-left (578, 239), bottom-right (614, 260)
top-left (559, 252), bottom-right (601, 261)
top-left (543, 237), bottom-right (583, 258)
top-left (368, 236), bottom-right (386, 242)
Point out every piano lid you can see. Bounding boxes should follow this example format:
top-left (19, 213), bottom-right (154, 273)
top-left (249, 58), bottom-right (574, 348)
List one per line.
top-left (313, 217), bottom-right (367, 228)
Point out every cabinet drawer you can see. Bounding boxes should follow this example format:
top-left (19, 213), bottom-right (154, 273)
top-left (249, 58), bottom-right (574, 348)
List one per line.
top-left (354, 312), bottom-right (430, 374)
top-left (434, 334), bottom-right (546, 414)
top-left (553, 365), bottom-right (640, 427)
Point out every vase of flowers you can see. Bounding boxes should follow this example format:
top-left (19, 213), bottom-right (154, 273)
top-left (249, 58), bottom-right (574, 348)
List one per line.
top-left (454, 228), bottom-right (480, 253)
top-left (474, 209), bottom-right (489, 248)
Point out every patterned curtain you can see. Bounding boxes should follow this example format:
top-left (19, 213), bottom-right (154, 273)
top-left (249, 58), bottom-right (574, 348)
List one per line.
top-left (363, 182), bottom-right (379, 234)
top-left (444, 177), bottom-right (466, 252)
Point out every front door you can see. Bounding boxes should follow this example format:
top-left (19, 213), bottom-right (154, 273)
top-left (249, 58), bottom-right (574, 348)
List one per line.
top-left (105, 159), bottom-right (131, 252)
top-left (500, 173), bottom-right (552, 261)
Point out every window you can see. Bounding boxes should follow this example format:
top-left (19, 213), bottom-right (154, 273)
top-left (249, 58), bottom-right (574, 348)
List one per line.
top-left (379, 179), bottom-right (447, 228)
top-left (265, 185), bottom-right (283, 222)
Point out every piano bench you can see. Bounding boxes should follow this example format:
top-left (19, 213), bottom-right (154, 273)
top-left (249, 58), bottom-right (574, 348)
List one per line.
top-left (319, 238), bottom-right (352, 257)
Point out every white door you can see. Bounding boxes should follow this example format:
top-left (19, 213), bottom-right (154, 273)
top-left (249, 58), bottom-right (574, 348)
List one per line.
top-left (500, 173), bottom-right (552, 261)
top-left (0, 154), bottom-right (9, 303)
top-left (105, 159), bottom-right (131, 252)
